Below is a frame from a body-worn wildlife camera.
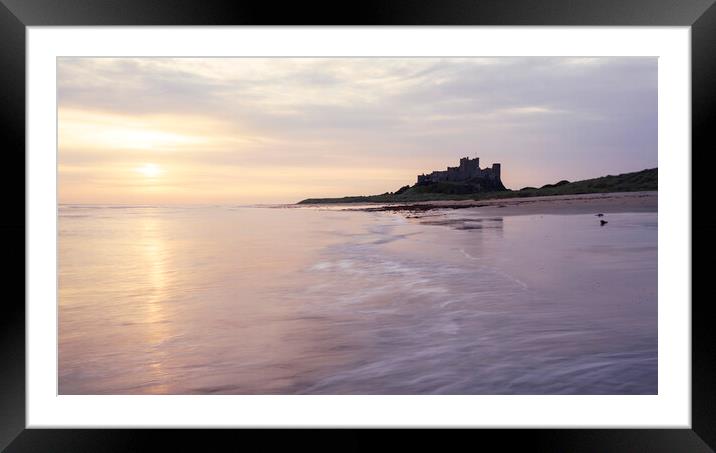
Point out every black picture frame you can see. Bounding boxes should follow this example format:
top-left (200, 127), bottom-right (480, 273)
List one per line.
top-left (2, 0), bottom-right (712, 451)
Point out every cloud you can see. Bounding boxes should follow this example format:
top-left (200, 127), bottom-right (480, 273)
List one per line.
top-left (58, 57), bottom-right (657, 203)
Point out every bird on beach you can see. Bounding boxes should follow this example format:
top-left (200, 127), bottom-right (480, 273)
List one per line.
top-left (600, 220), bottom-right (608, 226)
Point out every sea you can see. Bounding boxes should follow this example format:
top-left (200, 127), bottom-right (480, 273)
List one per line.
top-left (58, 204), bottom-right (657, 394)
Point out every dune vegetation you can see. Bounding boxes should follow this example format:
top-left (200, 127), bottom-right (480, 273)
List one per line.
top-left (298, 168), bottom-right (657, 204)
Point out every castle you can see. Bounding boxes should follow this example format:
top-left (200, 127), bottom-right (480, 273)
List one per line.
top-left (417, 157), bottom-right (503, 187)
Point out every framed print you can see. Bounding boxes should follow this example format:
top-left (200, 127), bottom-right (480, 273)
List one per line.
top-left (3, 0), bottom-right (714, 451)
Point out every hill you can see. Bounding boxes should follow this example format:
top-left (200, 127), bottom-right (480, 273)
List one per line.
top-left (297, 168), bottom-right (657, 204)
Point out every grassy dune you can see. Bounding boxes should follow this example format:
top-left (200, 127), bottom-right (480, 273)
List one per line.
top-left (297, 168), bottom-right (657, 204)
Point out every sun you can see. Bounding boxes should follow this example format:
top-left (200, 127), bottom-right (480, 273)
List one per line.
top-left (136, 163), bottom-right (163, 178)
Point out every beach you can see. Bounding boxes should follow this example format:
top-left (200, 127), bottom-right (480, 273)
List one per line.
top-left (59, 195), bottom-right (657, 395)
top-left (319, 190), bottom-right (658, 216)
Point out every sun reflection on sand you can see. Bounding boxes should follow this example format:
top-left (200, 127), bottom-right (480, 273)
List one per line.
top-left (139, 214), bottom-right (172, 393)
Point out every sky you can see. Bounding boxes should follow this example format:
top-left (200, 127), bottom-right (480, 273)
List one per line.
top-left (58, 57), bottom-right (657, 204)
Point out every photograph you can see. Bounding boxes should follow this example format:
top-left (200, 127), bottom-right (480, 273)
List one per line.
top-left (57, 56), bottom-right (658, 395)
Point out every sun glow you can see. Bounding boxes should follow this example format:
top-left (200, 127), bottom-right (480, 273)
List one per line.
top-left (136, 163), bottom-right (163, 178)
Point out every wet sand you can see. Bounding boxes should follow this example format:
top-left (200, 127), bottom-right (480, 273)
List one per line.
top-left (337, 191), bottom-right (657, 216)
top-left (60, 203), bottom-right (657, 394)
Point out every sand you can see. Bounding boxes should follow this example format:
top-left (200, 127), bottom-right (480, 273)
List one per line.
top-left (341, 191), bottom-right (657, 216)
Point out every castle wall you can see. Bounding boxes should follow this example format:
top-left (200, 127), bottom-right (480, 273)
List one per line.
top-left (416, 157), bottom-right (501, 185)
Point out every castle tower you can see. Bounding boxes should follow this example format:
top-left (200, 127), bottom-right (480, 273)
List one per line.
top-left (460, 156), bottom-right (479, 177)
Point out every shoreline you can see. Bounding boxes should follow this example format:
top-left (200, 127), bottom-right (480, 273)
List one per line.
top-left (317, 191), bottom-right (658, 216)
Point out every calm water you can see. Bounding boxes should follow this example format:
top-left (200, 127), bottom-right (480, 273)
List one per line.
top-left (59, 205), bottom-right (657, 394)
